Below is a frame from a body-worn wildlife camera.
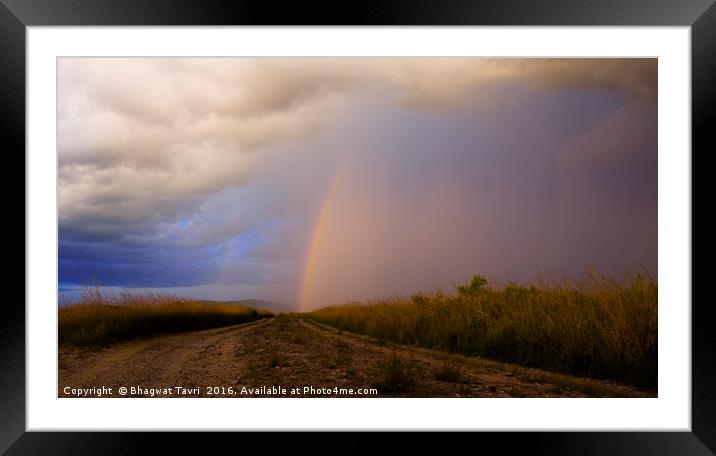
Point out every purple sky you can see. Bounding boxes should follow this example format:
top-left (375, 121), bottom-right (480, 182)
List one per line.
top-left (58, 58), bottom-right (657, 309)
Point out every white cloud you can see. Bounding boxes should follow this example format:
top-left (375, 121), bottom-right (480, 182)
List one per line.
top-left (58, 58), bottom-right (656, 244)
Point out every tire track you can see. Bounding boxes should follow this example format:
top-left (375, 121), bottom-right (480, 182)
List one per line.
top-left (59, 319), bottom-right (271, 396)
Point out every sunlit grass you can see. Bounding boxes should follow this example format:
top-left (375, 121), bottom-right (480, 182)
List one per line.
top-left (59, 286), bottom-right (273, 347)
top-left (311, 271), bottom-right (657, 387)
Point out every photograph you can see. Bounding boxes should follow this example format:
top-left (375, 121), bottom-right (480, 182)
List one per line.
top-left (3, 0), bottom-right (707, 449)
top-left (57, 57), bottom-right (658, 399)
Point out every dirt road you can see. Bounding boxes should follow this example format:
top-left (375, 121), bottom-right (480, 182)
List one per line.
top-left (59, 316), bottom-right (655, 398)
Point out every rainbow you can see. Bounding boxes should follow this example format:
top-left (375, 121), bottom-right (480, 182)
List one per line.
top-left (299, 170), bottom-right (345, 312)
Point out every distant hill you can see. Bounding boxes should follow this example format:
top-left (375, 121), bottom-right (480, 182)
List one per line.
top-left (196, 299), bottom-right (295, 314)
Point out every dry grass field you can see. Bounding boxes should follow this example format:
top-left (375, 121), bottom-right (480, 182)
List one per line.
top-left (59, 287), bottom-right (272, 347)
top-left (311, 272), bottom-right (657, 387)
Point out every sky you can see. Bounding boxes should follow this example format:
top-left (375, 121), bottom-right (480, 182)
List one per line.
top-left (58, 58), bottom-right (657, 310)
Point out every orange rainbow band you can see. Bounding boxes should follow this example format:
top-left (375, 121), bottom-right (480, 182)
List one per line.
top-left (299, 171), bottom-right (344, 312)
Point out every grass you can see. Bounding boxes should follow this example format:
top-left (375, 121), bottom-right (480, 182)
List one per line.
top-left (434, 360), bottom-right (464, 383)
top-left (326, 354), bottom-right (349, 369)
top-left (505, 386), bottom-right (528, 397)
top-left (335, 341), bottom-right (350, 352)
top-left (372, 352), bottom-right (417, 393)
top-left (268, 355), bottom-right (288, 368)
top-left (311, 271), bottom-right (657, 387)
top-left (59, 286), bottom-right (272, 347)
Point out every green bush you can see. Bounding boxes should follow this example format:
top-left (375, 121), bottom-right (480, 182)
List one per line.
top-left (457, 275), bottom-right (489, 298)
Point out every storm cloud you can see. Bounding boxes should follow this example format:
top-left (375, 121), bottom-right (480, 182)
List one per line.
top-left (58, 58), bottom-right (657, 308)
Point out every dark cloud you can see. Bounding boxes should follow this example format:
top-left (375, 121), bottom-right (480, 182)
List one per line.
top-left (58, 59), bottom-right (657, 307)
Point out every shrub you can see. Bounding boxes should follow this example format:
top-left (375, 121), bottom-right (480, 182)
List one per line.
top-left (457, 275), bottom-right (489, 298)
top-left (373, 353), bottom-right (417, 393)
top-left (434, 361), bottom-right (464, 383)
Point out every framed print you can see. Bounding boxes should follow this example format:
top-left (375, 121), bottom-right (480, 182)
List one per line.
top-left (4, 0), bottom-right (710, 453)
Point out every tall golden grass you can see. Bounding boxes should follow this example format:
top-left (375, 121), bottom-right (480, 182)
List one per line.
top-left (59, 287), bottom-right (272, 347)
top-left (311, 272), bottom-right (657, 387)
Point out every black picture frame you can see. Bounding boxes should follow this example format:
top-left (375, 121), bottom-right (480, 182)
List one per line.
top-left (3, 0), bottom-right (708, 453)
